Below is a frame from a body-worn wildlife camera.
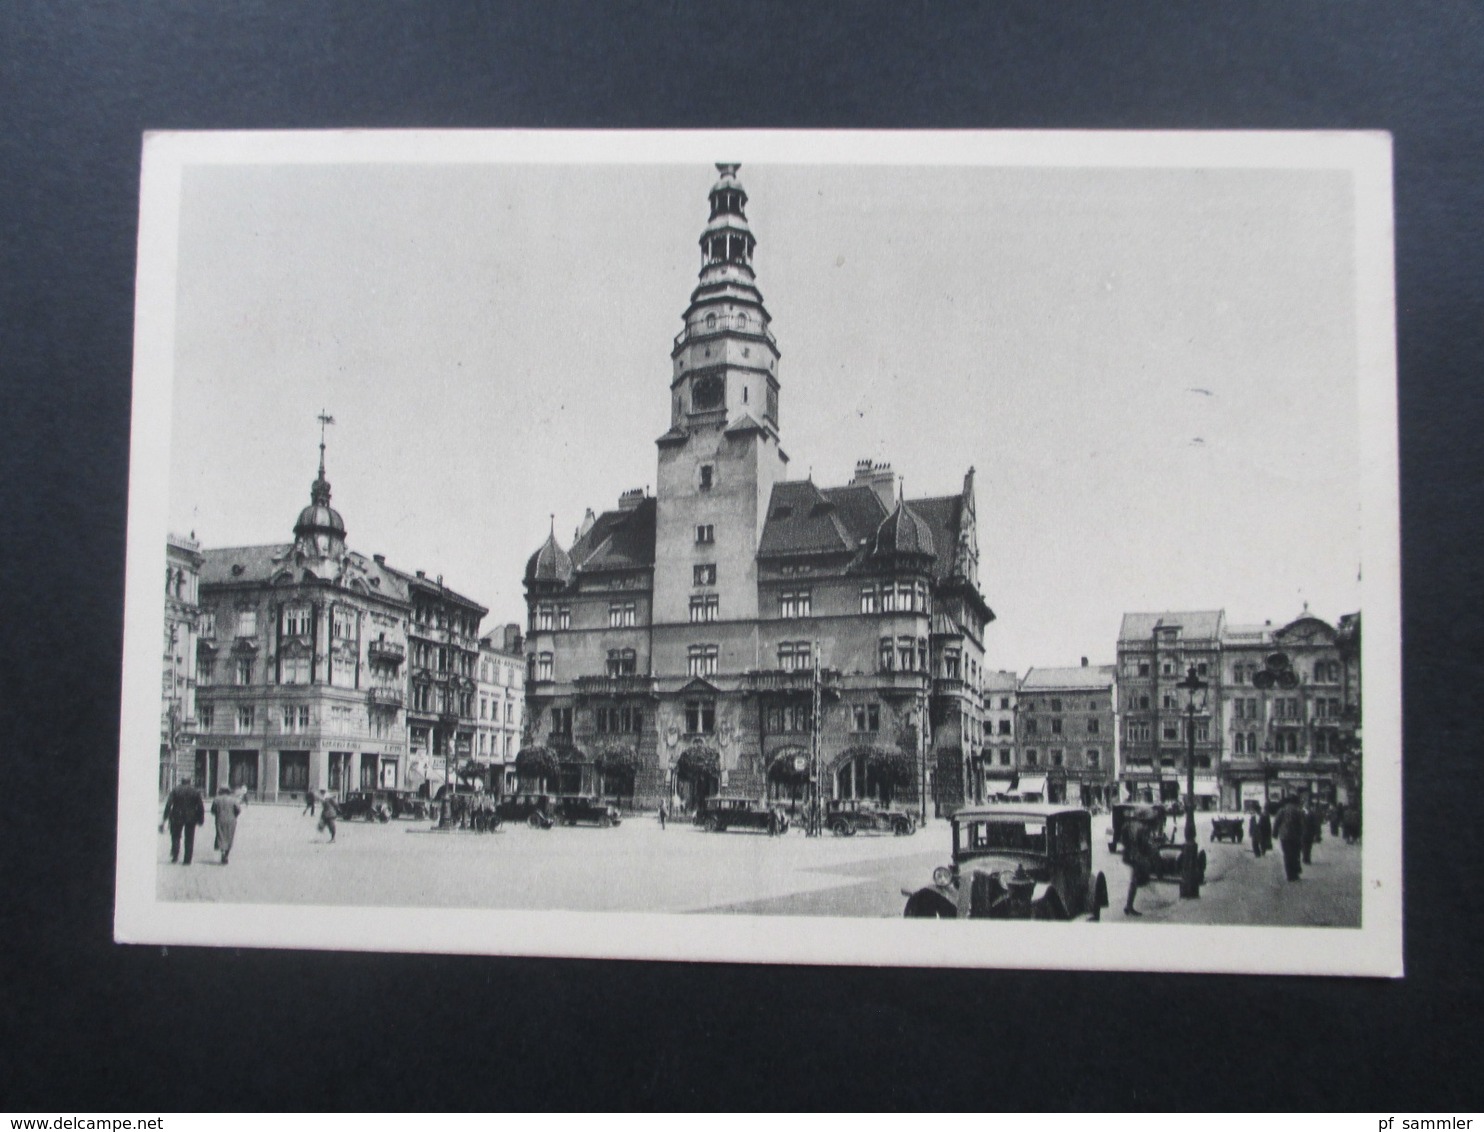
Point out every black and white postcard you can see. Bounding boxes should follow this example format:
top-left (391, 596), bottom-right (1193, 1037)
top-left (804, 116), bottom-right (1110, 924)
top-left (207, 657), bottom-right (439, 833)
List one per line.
top-left (116, 130), bottom-right (1401, 975)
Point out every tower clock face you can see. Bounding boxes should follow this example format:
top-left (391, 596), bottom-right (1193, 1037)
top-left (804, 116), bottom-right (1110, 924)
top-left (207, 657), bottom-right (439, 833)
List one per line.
top-left (692, 372), bottom-right (725, 412)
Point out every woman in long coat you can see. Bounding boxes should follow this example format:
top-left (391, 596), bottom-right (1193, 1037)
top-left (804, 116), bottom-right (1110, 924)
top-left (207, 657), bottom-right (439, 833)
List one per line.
top-left (211, 787), bottom-right (241, 865)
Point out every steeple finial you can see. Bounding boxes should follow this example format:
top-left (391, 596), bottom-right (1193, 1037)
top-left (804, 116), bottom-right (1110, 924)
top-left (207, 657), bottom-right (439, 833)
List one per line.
top-left (549, 513), bottom-right (555, 537)
top-left (317, 410), bottom-right (335, 480)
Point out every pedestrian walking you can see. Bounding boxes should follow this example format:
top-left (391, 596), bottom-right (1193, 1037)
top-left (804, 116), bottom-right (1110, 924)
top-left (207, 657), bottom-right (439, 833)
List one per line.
top-left (161, 778), bottom-right (206, 865)
top-left (303, 789), bottom-right (317, 816)
top-left (1330, 804), bottom-right (1342, 839)
top-left (1123, 810), bottom-right (1157, 917)
top-left (657, 798), bottom-right (667, 830)
top-left (318, 792), bottom-right (341, 842)
top-left (1258, 806), bottom-right (1274, 856)
top-left (1273, 794), bottom-right (1305, 881)
top-left (210, 786), bottom-right (241, 866)
top-left (1248, 812), bottom-right (1262, 857)
top-left (1302, 803), bottom-right (1319, 865)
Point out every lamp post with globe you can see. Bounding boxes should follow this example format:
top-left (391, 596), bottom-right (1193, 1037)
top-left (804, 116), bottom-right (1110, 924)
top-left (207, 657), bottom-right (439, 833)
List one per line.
top-left (1175, 665), bottom-right (1208, 899)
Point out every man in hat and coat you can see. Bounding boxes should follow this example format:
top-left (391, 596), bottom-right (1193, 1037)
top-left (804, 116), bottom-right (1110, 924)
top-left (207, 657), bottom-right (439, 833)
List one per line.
top-left (1122, 809), bottom-right (1158, 917)
top-left (1273, 794), bottom-right (1306, 881)
top-left (161, 777), bottom-right (205, 864)
top-left (210, 786), bottom-right (241, 865)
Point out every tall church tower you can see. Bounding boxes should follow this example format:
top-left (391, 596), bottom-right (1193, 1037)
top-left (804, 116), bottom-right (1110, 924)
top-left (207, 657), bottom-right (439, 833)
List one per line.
top-left (653, 164), bottom-right (788, 634)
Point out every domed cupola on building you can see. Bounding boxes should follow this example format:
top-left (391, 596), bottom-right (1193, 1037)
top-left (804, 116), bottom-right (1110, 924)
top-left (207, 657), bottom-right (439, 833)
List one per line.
top-left (668, 163), bottom-right (782, 435)
top-left (524, 521), bottom-right (574, 591)
top-left (292, 418), bottom-right (347, 564)
top-left (874, 495), bottom-right (935, 563)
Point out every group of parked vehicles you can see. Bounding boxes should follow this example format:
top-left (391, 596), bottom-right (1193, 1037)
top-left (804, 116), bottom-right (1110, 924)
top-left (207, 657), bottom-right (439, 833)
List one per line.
top-left (336, 788), bottom-right (621, 831)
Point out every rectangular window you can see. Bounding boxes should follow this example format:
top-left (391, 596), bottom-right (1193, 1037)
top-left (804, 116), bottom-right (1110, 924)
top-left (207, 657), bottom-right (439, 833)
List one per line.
top-left (281, 653), bottom-right (309, 685)
top-left (536, 605), bottom-right (554, 631)
top-left (879, 637), bottom-right (894, 672)
top-left (282, 606), bottom-right (311, 636)
top-left (236, 706), bottom-right (255, 734)
top-left (687, 644), bottom-right (719, 677)
top-left (1087, 750), bottom-right (1101, 768)
top-left (1138, 662), bottom-right (1150, 677)
top-left (859, 586), bottom-right (878, 614)
top-left (943, 650), bottom-right (961, 680)
top-left (1051, 749), bottom-right (1064, 767)
top-left (196, 656), bottom-right (214, 686)
top-left (198, 705), bottom-right (213, 731)
top-left (1025, 719), bottom-right (1038, 736)
top-left (279, 751), bottom-right (309, 791)
top-left (1086, 717), bottom-right (1100, 734)
top-left (998, 719), bottom-right (1011, 735)
top-left (609, 602), bottom-right (637, 628)
top-left (198, 612), bottom-right (216, 639)
top-left (1127, 721), bottom-right (1150, 743)
top-left (693, 564), bottom-right (717, 586)
top-left (695, 524), bottom-right (715, 544)
top-left (236, 610), bottom-right (257, 638)
top-left (685, 699), bottom-right (716, 734)
top-left (1025, 749), bottom-right (1039, 766)
top-left (332, 607), bottom-right (355, 640)
top-left (558, 607), bottom-right (571, 631)
top-left (537, 653), bottom-right (553, 681)
top-left (1050, 698), bottom-right (1062, 712)
top-left (235, 657), bottom-right (254, 685)
top-left (1050, 718), bottom-right (1063, 734)
top-left (852, 703), bottom-right (882, 732)
top-left (605, 648), bottom-right (637, 676)
top-left (1162, 723), bottom-right (1180, 741)
top-left (777, 641), bottom-right (812, 671)
top-left (699, 465), bottom-right (714, 491)
top-left (689, 594), bottom-right (719, 623)
top-left (778, 589), bottom-right (812, 618)
top-left (999, 750), bottom-right (1011, 766)
top-left (1195, 721), bottom-right (1211, 742)
top-left (551, 707), bottom-right (572, 735)
top-left (332, 651), bottom-right (356, 687)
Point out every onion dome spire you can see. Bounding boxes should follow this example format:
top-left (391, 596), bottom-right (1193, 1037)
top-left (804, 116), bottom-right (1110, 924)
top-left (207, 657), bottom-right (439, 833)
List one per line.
top-left (874, 496), bottom-right (934, 559)
top-left (293, 411), bottom-right (346, 557)
top-left (524, 515), bottom-right (574, 588)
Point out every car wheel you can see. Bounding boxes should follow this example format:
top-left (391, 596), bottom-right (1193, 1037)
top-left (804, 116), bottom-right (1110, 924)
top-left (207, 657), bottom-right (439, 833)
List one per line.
top-left (598, 815), bottom-right (612, 829)
top-left (702, 815), bottom-right (720, 833)
top-left (831, 820), bottom-right (849, 837)
top-left (527, 813), bottom-right (542, 829)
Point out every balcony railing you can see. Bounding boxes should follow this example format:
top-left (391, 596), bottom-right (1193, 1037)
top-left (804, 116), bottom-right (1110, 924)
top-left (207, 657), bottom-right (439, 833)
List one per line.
top-left (367, 686), bottom-right (404, 708)
top-left (367, 640), bottom-right (405, 664)
top-left (574, 674), bottom-right (657, 697)
top-left (742, 668), bottom-right (841, 694)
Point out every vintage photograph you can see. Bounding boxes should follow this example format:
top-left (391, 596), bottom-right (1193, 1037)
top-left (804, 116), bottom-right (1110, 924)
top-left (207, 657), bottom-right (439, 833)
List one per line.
top-left (115, 131), bottom-right (1401, 974)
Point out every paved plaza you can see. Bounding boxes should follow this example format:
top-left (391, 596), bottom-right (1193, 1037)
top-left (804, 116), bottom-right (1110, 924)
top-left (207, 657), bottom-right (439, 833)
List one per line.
top-left (157, 802), bottom-right (1361, 925)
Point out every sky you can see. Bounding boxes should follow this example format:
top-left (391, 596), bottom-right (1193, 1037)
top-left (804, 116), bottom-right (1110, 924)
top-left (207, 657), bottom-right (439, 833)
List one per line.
top-left (167, 152), bottom-right (1364, 671)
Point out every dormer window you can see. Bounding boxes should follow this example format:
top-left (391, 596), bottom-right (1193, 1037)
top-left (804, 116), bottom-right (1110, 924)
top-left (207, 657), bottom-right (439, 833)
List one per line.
top-left (699, 463), bottom-right (715, 490)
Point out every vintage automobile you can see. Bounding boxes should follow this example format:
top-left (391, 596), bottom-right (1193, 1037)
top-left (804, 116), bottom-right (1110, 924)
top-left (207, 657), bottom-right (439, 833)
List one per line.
top-left (1108, 802), bottom-right (1165, 855)
top-left (341, 788), bottom-right (433, 822)
top-left (496, 792), bottom-right (556, 828)
top-left (697, 796), bottom-right (789, 835)
top-left (824, 798), bottom-right (917, 837)
top-left (1209, 813), bottom-right (1246, 843)
top-left (553, 794), bottom-right (622, 828)
top-left (903, 805), bottom-right (1109, 920)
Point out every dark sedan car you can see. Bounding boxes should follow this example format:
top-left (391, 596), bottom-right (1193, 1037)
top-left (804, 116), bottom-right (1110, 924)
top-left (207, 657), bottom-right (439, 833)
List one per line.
top-left (697, 796), bottom-right (789, 835)
top-left (904, 805), bottom-right (1109, 920)
top-left (496, 792), bottom-right (556, 828)
top-left (824, 798), bottom-right (916, 837)
top-left (554, 794), bottom-right (622, 828)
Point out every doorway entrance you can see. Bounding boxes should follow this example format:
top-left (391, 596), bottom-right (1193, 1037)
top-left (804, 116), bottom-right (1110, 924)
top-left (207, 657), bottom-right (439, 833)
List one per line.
top-left (228, 750), bottom-right (259, 798)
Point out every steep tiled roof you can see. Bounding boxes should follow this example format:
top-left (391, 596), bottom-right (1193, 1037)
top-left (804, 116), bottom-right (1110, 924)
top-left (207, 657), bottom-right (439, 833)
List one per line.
top-left (908, 495), bottom-right (963, 580)
top-left (758, 480), bottom-right (856, 557)
top-left (982, 670), bottom-right (1019, 692)
top-left (523, 531), bottom-right (574, 586)
top-left (572, 496), bottom-right (657, 573)
top-left (201, 544), bottom-right (410, 601)
top-left (820, 485), bottom-right (890, 547)
top-left (381, 563), bottom-right (484, 610)
top-left (1021, 664), bottom-right (1116, 691)
top-left (1118, 611), bottom-right (1225, 643)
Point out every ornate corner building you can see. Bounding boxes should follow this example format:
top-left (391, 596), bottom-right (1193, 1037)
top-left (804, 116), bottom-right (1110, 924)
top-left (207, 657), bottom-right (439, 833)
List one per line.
top-left (521, 165), bottom-right (995, 810)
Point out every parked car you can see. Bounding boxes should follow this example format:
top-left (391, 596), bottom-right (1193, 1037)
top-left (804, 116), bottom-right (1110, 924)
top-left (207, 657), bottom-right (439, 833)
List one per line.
top-left (554, 794), bottom-right (621, 828)
top-left (341, 788), bottom-right (433, 822)
top-left (1209, 813), bottom-right (1245, 842)
top-left (824, 798), bottom-right (917, 837)
top-left (697, 796), bottom-right (789, 835)
top-left (496, 792), bottom-right (555, 829)
top-left (903, 804), bottom-right (1109, 920)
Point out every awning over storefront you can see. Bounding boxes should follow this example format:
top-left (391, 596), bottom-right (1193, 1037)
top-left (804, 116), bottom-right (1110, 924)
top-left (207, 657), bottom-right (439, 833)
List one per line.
top-left (985, 778), bottom-right (1015, 793)
top-left (1194, 780), bottom-right (1219, 797)
top-left (1017, 775), bottom-right (1047, 796)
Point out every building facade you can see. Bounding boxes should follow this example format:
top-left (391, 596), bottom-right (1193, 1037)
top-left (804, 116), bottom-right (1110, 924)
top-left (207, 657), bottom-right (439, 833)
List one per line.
top-left (1017, 662), bottom-right (1117, 807)
top-left (1115, 611), bottom-right (1224, 806)
top-left (190, 440), bottom-right (485, 801)
top-left (974, 669), bottom-right (1019, 802)
top-left (478, 624), bottom-right (526, 793)
top-left (160, 533), bottom-right (204, 792)
top-left (522, 165), bottom-right (995, 812)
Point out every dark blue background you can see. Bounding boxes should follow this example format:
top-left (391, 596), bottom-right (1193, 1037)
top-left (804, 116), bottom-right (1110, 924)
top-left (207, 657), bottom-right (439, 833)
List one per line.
top-left (2, 1), bottom-right (1479, 1111)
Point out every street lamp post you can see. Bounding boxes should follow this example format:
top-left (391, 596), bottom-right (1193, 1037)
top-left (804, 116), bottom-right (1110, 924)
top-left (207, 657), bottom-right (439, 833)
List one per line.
top-left (1176, 665), bottom-right (1207, 899)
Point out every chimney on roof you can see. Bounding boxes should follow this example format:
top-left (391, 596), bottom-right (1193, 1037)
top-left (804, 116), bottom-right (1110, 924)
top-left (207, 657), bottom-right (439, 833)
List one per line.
top-left (618, 488), bottom-right (644, 511)
top-left (373, 554), bottom-right (385, 565)
top-left (850, 458), bottom-right (896, 510)
top-left (1081, 656), bottom-right (1088, 667)
top-left (578, 508), bottom-right (597, 538)
top-left (503, 622), bottom-right (522, 654)
top-left (416, 570), bottom-right (425, 579)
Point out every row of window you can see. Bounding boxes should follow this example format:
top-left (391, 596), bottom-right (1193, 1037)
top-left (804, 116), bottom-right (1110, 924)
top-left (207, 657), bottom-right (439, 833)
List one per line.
top-left (478, 695), bottom-right (519, 722)
top-left (1020, 749), bottom-right (1104, 769)
top-left (1024, 717), bottom-right (1101, 735)
top-left (412, 603), bottom-right (479, 638)
top-left (1023, 697), bottom-right (1104, 713)
top-left (1232, 660), bottom-right (1344, 685)
top-left (1126, 720), bottom-right (1214, 743)
top-left (410, 685), bottom-right (475, 717)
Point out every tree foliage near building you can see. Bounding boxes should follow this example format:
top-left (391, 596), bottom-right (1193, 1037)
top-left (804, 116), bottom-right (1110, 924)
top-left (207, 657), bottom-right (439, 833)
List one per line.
top-left (596, 746), bottom-right (639, 800)
top-left (515, 745), bottom-right (560, 783)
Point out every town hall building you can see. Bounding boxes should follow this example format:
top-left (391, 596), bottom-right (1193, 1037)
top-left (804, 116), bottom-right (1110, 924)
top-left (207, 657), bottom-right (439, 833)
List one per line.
top-left (521, 165), bottom-right (995, 812)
